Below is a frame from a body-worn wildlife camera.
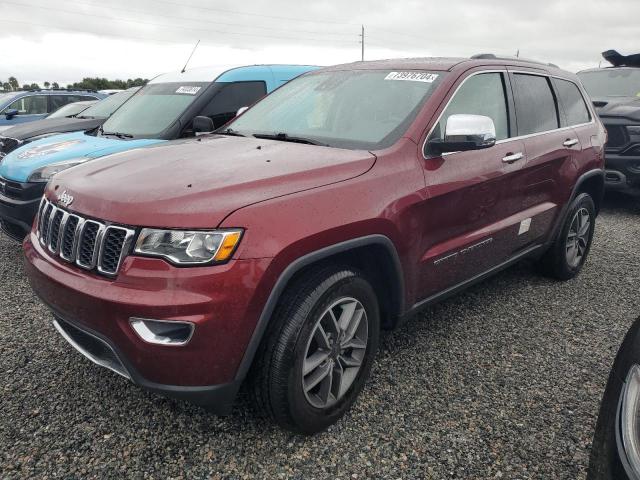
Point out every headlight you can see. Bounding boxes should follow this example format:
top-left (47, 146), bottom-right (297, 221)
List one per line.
top-left (134, 229), bottom-right (243, 265)
top-left (27, 157), bottom-right (90, 183)
top-left (627, 126), bottom-right (640, 136)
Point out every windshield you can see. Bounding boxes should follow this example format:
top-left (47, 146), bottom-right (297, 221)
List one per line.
top-left (79, 88), bottom-right (140, 120)
top-left (578, 69), bottom-right (640, 98)
top-left (227, 70), bottom-right (445, 150)
top-left (100, 82), bottom-right (207, 137)
top-left (0, 92), bottom-right (21, 106)
top-left (47, 102), bottom-right (94, 119)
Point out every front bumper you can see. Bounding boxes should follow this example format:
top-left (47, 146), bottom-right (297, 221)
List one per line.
top-left (24, 233), bottom-right (273, 411)
top-left (605, 152), bottom-right (640, 195)
top-left (0, 178), bottom-right (44, 239)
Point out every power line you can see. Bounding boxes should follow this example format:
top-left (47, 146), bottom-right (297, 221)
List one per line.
top-left (2, 2), bottom-right (358, 45)
top-left (148, 0), bottom-right (359, 26)
top-left (35, 0), bottom-right (356, 38)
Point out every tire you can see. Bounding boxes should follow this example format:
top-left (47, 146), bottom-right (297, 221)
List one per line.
top-left (250, 266), bottom-right (380, 434)
top-left (588, 317), bottom-right (640, 480)
top-left (539, 192), bottom-right (596, 280)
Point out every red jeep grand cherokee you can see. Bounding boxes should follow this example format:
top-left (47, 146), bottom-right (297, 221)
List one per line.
top-left (25, 55), bottom-right (606, 434)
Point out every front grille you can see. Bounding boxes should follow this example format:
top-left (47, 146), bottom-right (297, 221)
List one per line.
top-left (0, 176), bottom-right (25, 200)
top-left (37, 198), bottom-right (135, 277)
top-left (605, 125), bottom-right (629, 150)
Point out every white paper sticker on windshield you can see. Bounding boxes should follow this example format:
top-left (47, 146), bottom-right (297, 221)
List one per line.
top-left (385, 72), bottom-right (439, 83)
top-left (175, 86), bottom-right (201, 95)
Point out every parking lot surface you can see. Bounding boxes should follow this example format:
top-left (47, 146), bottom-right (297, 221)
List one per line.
top-left (1, 195), bottom-right (639, 479)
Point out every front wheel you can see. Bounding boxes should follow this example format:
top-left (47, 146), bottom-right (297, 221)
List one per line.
top-left (539, 193), bottom-right (596, 280)
top-left (250, 266), bottom-right (380, 434)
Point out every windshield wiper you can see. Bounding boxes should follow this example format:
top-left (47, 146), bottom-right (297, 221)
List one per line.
top-left (76, 115), bottom-right (95, 119)
top-left (216, 127), bottom-right (246, 137)
top-left (252, 132), bottom-right (327, 146)
top-left (101, 130), bottom-right (133, 139)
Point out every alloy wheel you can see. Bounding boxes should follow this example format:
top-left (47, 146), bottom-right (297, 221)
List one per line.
top-left (566, 207), bottom-right (591, 268)
top-left (302, 297), bottom-right (368, 409)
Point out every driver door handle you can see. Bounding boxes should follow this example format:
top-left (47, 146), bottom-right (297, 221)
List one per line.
top-left (502, 152), bottom-right (524, 163)
top-left (563, 138), bottom-right (579, 147)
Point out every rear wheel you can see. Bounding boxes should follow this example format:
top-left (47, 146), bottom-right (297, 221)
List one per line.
top-left (250, 266), bottom-right (380, 434)
top-left (539, 193), bottom-right (596, 280)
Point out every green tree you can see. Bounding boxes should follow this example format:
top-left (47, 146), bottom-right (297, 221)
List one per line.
top-left (8, 77), bottom-right (19, 91)
top-left (2, 83), bottom-right (10, 91)
top-left (52, 82), bottom-right (59, 89)
top-left (44, 81), bottom-right (50, 89)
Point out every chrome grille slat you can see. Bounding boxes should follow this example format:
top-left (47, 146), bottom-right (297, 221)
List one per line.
top-left (35, 199), bottom-right (135, 277)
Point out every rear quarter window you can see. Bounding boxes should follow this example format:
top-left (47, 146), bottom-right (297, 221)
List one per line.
top-left (553, 78), bottom-right (591, 126)
top-left (512, 74), bottom-right (559, 135)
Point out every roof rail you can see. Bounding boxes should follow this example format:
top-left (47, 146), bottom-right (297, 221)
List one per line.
top-left (471, 53), bottom-right (559, 69)
top-left (24, 88), bottom-right (100, 93)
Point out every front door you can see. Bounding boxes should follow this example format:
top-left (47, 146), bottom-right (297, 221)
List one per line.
top-left (415, 70), bottom-right (530, 300)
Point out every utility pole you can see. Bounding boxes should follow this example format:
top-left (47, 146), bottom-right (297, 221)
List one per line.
top-left (360, 25), bottom-right (365, 61)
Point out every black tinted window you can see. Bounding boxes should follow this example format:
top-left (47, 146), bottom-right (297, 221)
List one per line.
top-left (553, 78), bottom-right (591, 126)
top-left (431, 73), bottom-right (510, 141)
top-left (201, 81), bottom-right (267, 129)
top-left (512, 74), bottom-right (559, 135)
top-left (7, 95), bottom-right (48, 114)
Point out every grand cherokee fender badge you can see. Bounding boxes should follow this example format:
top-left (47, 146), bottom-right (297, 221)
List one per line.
top-left (58, 191), bottom-right (74, 208)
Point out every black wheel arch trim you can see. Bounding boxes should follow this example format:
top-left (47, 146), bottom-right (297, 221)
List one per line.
top-left (234, 234), bottom-right (405, 382)
top-left (546, 168), bottom-right (604, 249)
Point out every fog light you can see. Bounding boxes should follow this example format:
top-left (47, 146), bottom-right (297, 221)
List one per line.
top-left (621, 365), bottom-right (640, 476)
top-left (130, 318), bottom-right (194, 346)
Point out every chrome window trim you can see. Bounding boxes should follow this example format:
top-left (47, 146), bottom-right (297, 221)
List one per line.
top-left (421, 69), bottom-right (596, 159)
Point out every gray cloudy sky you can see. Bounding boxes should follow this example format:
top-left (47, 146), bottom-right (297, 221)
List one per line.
top-left (0, 0), bottom-right (637, 86)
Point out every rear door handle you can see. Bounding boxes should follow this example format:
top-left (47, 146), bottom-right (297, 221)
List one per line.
top-left (502, 152), bottom-right (524, 163)
top-left (563, 138), bottom-right (579, 147)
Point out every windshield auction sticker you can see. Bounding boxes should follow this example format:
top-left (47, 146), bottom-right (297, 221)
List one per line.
top-left (175, 86), bottom-right (201, 95)
top-left (385, 72), bottom-right (439, 83)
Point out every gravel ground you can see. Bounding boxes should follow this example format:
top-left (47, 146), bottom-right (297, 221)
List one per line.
top-left (1, 194), bottom-right (639, 479)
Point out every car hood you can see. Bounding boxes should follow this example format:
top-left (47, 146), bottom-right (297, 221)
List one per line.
top-left (592, 96), bottom-right (640, 121)
top-left (0, 131), bottom-right (164, 182)
top-left (48, 135), bottom-right (377, 229)
top-left (0, 117), bottom-right (103, 142)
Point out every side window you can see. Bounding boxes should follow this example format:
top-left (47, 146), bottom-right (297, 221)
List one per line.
top-left (430, 73), bottom-right (510, 142)
top-left (512, 74), bottom-right (559, 135)
top-left (7, 95), bottom-right (47, 114)
top-left (553, 78), bottom-right (591, 126)
top-left (50, 95), bottom-right (70, 111)
top-left (199, 81), bottom-right (267, 129)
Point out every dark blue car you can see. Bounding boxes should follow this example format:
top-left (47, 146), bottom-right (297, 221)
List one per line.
top-left (0, 90), bottom-right (106, 132)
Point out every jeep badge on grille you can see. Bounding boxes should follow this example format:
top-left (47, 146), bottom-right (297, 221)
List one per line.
top-left (58, 191), bottom-right (74, 208)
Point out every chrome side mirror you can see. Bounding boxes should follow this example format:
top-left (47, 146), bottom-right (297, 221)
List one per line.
top-left (429, 114), bottom-right (497, 154)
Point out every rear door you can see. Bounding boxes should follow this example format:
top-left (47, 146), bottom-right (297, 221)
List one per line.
top-left (508, 71), bottom-right (582, 240)
top-left (417, 70), bottom-right (529, 298)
